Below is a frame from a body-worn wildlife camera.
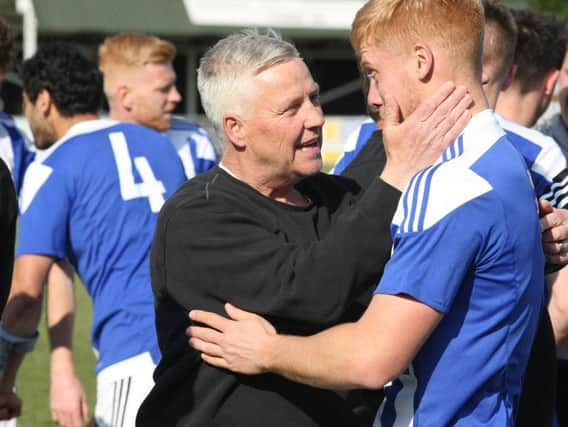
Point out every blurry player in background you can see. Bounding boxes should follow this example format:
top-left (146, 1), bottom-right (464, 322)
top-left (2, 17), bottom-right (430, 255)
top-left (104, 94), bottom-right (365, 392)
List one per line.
top-left (99, 32), bottom-right (217, 178)
top-left (0, 43), bottom-right (186, 427)
top-left (495, 8), bottom-right (567, 128)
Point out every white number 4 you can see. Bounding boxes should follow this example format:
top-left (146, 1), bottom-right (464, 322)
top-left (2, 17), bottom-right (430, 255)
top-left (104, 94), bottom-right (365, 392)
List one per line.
top-left (109, 132), bottom-right (165, 213)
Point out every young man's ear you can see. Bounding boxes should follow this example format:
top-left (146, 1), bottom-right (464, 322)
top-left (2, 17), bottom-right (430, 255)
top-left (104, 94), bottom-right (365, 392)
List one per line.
top-left (543, 69), bottom-right (560, 97)
top-left (118, 85), bottom-right (134, 111)
top-left (501, 64), bottom-right (517, 92)
top-left (223, 114), bottom-right (247, 150)
top-left (414, 43), bottom-right (434, 82)
top-left (36, 89), bottom-right (53, 116)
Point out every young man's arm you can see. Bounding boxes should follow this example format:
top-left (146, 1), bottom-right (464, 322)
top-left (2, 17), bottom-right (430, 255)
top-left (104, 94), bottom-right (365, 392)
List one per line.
top-left (0, 254), bottom-right (54, 416)
top-left (189, 293), bottom-right (441, 390)
top-left (46, 260), bottom-right (89, 427)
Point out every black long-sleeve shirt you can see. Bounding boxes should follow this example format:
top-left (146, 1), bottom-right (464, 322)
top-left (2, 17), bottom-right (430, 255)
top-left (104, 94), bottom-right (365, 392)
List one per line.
top-left (137, 163), bottom-right (400, 427)
top-left (0, 158), bottom-right (17, 314)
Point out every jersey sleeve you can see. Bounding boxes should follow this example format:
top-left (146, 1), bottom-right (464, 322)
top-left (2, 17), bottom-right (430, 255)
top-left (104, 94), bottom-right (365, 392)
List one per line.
top-left (376, 206), bottom-right (482, 312)
top-left (16, 160), bottom-right (71, 259)
top-left (375, 165), bottom-right (496, 312)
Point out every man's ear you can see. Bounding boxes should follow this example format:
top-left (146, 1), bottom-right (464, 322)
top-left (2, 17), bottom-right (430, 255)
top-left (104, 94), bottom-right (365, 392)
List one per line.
top-left (223, 114), bottom-right (247, 149)
top-left (543, 69), bottom-right (560, 96)
top-left (414, 43), bottom-right (434, 82)
top-left (117, 85), bottom-right (133, 111)
top-left (501, 64), bottom-right (517, 92)
top-left (35, 89), bottom-right (53, 116)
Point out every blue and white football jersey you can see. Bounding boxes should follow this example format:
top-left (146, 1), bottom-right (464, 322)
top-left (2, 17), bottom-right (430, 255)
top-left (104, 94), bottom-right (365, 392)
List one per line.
top-left (331, 119), bottom-right (376, 175)
top-left (166, 117), bottom-right (217, 179)
top-left (17, 119), bottom-right (186, 372)
top-left (0, 112), bottom-right (35, 194)
top-left (334, 114), bottom-right (568, 210)
top-left (496, 114), bottom-right (568, 208)
top-left (374, 111), bottom-right (544, 426)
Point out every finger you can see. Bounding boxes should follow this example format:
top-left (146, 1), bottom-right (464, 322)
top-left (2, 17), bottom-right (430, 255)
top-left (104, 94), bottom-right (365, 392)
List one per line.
top-left (546, 255), bottom-right (568, 266)
top-left (225, 303), bottom-right (262, 321)
top-left (71, 407), bottom-right (82, 427)
top-left (189, 310), bottom-right (230, 331)
top-left (442, 107), bottom-right (471, 147)
top-left (412, 81), bottom-right (456, 122)
top-left (543, 242), bottom-right (558, 255)
top-left (539, 199), bottom-right (554, 217)
top-left (188, 326), bottom-right (224, 344)
top-left (540, 213), bottom-right (559, 232)
top-left (202, 353), bottom-right (231, 370)
top-left (190, 337), bottom-right (224, 357)
top-left (381, 92), bottom-right (402, 128)
top-left (542, 226), bottom-right (568, 243)
top-left (81, 397), bottom-right (89, 423)
top-left (427, 86), bottom-right (470, 129)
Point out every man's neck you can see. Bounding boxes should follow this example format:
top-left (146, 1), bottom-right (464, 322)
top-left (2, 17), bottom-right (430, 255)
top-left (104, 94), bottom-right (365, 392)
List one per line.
top-left (221, 155), bottom-right (310, 207)
top-left (495, 90), bottom-right (539, 128)
top-left (54, 113), bottom-right (99, 141)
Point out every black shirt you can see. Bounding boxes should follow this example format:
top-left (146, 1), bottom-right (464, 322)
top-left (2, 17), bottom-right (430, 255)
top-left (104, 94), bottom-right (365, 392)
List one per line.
top-left (137, 165), bottom-right (400, 427)
top-left (0, 158), bottom-right (17, 314)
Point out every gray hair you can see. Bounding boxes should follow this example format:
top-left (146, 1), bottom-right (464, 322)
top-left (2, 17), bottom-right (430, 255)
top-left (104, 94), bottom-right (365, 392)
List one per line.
top-left (197, 28), bottom-right (301, 144)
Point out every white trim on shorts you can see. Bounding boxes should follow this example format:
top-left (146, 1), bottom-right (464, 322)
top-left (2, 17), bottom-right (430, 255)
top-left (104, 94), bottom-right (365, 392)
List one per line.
top-left (95, 352), bottom-right (156, 427)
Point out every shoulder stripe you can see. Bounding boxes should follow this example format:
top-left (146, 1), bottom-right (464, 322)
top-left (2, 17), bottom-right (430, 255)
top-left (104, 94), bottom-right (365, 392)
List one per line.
top-left (417, 163), bottom-right (443, 232)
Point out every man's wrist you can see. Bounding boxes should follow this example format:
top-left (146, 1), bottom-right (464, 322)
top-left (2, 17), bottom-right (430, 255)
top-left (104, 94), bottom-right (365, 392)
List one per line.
top-left (263, 334), bottom-right (284, 374)
top-left (0, 323), bottom-right (38, 355)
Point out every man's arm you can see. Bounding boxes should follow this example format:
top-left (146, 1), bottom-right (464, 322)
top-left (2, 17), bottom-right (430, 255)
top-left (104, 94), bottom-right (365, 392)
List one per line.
top-left (0, 254), bottom-right (53, 399)
top-left (189, 294), bottom-right (442, 390)
top-left (46, 260), bottom-right (89, 427)
top-left (546, 266), bottom-right (568, 349)
top-left (158, 83), bottom-right (472, 327)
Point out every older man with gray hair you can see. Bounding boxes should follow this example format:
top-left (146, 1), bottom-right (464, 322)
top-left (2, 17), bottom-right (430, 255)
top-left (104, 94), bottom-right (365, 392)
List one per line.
top-left (136, 28), bottom-right (470, 426)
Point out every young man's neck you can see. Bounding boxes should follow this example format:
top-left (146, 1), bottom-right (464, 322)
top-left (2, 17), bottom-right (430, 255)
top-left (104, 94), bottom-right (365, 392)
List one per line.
top-left (495, 91), bottom-right (540, 128)
top-left (54, 113), bottom-right (99, 140)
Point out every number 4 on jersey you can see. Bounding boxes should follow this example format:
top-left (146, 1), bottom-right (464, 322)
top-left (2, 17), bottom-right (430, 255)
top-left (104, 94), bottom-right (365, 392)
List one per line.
top-left (109, 132), bottom-right (166, 213)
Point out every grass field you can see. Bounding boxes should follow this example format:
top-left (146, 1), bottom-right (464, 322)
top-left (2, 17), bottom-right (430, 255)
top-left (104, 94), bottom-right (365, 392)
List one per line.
top-left (18, 278), bottom-right (96, 426)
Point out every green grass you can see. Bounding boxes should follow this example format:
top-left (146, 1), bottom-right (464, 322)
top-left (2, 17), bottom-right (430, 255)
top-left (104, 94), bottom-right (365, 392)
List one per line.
top-left (17, 278), bottom-right (96, 426)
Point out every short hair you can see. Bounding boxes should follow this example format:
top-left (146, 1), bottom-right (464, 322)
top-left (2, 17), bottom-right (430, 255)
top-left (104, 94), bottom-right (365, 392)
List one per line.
top-left (351, 0), bottom-right (484, 76)
top-left (98, 33), bottom-right (176, 96)
top-left (0, 17), bottom-right (14, 73)
top-left (197, 28), bottom-right (300, 142)
top-left (482, 0), bottom-right (517, 83)
top-left (512, 8), bottom-right (568, 93)
top-left (23, 43), bottom-right (103, 117)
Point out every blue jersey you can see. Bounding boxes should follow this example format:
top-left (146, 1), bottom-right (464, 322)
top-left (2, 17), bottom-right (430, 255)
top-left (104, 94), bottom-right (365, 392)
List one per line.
top-left (0, 112), bottom-right (35, 194)
top-left (374, 111), bottom-right (544, 426)
top-left (166, 117), bottom-right (217, 179)
top-left (496, 114), bottom-right (568, 208)
top-left (17, 120), bottom-right (186, 372)
top-left (330, 119), bottom-right (376, 175)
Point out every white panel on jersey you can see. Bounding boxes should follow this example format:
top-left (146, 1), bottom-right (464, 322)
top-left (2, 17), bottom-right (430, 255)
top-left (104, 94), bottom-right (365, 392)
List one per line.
top-left (0, 127), bottom-right (15, 174)
top-left (393, 161), bottom-right (492, 233)
top-left (497, 114), bottom-right (566, 180)
top-left (19, 162), bottom-right (53, 214)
